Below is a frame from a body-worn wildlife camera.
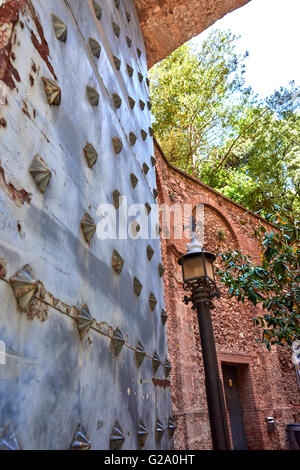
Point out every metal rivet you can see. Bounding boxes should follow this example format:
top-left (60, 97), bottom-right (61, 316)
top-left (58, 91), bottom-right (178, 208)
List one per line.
top-left (111, 327), bottom-right (125, 356)
top-left (164, 359), bottom-right (172, 377)
top-left (128, 96), bottom-right (135, 109)
top-left (146, 78), bottom-right (150, 87)
top-left (126, 36), bottom-right (132, 48)
top-left (132, 220), bottom-right (140, 235)
top-left (0, 425), bottom-right (21, 450)
top-left (9, 264), bottom-right (38, 311)
top-left (112, 137), bottom-right (123, 155)
top-left (145, 202), bottom-right (151, 215)
top-left (137, 48), bottom-right (142, 58)
top-left (135, 341), bottom-right (146, 367)
top-left (112, 21), bottom-right (120, 38)
top-left (113, 56), bottom-right (121, 71)
top-left (161, 309), bottom-right (168, 325)
top-left (149, 293), bottom-right (157, 312)
top-left (81, 213), bottom-right (96, 244)
top-left (112, 93), bottom-right (122, 109)
top-left (133, 277), bottom-right (143, 296)
top-left (138, 72), bottom-right (143, 82)
top-left (114, 0), bottom-right (120, 8)
top-left (155, 420), bottom-right (165, 443)
top-left (70, 424), bottom-right (91, 450)
top-left (151, 156), bottom-right (156, 167)
top-left (130, 173), bottom-right (138, 189)
top-left (143, 163), bottom-right (149, 175)
top-left (76, 304), bottom-right (94, 339)
top-left (141, 129), bottom-right (147, 141)
top-left (153, 188), bottom-right (158, 199)
top-left (29, 155), bottom-right (52, 193)
top-left (148, 127), bottom-right (153, 137)
top-left (93, 1), bottom-right (102, 20)
top-left (86, 86), bottom-right (99, 106)
top-left (158, 264), bottom-right (165, 278)
top-left (139, 100), bottom-right (145, 110)
top-left (126, 11), bottom-right (130, 22)
top-left (110, 421), bottom-right (125, 450)
top-left (52, 14), bottom-right (67, 42)
top-left (127, 65), bottom-right (134, 77)
top-left (152, 352), bottom-right (161, 372)
top-left (129, 132), bottom-right (137, 146)
top-left (42, 77), bottom-right (61, 105)
top-left (112, 249), bottom-right (124, 275)
top-left (147, 101), bottom-right (152, 110)
top-left (84, 143), bottom-right (98, 168)
top-left (89, 37), bottom-right (101, 58)
top-left (137, 421), bottom-right (149, 448)
top-left (112, 189), bottom-right (122, 209)
top-left (147, 245), bottom-right (154, 261)
top-left (168, 417), bottom-right (176, 438)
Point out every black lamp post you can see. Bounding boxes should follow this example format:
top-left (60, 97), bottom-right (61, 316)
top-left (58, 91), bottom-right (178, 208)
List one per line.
top-left (178, 234), bottom-right (231, 450)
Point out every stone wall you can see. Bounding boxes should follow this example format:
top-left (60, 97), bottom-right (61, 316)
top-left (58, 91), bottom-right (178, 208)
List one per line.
top-left (155, 140), bottom-right (300, 450)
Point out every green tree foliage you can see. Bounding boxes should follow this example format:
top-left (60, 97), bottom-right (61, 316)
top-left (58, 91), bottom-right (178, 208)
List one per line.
top-left (217, 214), bottom-right (300, 350)
top-left (149, 30), bottom-right (300, 216)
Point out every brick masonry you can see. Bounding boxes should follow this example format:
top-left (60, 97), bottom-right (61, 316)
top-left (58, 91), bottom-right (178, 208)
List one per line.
top-left (155, 139), bottom-right (300, 450)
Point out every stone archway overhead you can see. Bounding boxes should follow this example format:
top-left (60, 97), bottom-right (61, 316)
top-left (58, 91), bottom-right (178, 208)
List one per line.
top-left (134, 0), bottom-right (251, 67)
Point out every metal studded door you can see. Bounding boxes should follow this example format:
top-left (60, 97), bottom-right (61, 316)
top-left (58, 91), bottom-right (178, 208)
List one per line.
top-left (0, 0), bottom-right (174, 450)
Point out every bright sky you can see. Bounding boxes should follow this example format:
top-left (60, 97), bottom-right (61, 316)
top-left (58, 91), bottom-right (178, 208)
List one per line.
top-left (192, 0), bottom-right (300, 98)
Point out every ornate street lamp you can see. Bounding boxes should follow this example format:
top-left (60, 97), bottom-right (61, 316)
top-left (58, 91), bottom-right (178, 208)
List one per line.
top-left (178, 233), bottom-right (231, 450)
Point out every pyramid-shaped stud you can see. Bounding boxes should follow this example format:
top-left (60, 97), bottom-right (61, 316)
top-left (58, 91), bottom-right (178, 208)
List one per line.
top-left (141, 129), bottom-right (147, 141)
top-left (168, 417), bottom-right (176, 438)
top-left (137, 48), bottom-right (142, 58)
top-left (137, 421), bottom-right (149, 448)
top-left (86, 86), bottom-right (99, 106)
top-left (135, 341), bottom-right (146, 367)
top-left (130, 173), bottom-right (138, 189)
top-left (158, 263), bottom-right (165, 278)
top-left (153, 188), bottom-right (158, 199)
top-left (112, 93), bottom-right (122, 109)
top-left (29, 155), bottom-right (52, 193)
top-left (112, 189), bottom-right (122, 209)
top-left (42, 77), bottom-right (61, 105)
top-left (127, 65), bottom-right (134, 77)
top-left (9, 264), bottom-right (38, 311)
top-left (0, 425), bottom-right (21, 450)
top-left (155, 420), bottom-right (165, 443)
top-left (112, 249), bottom-right (124, 275)
top-left (151, 156), bottom-right (156, 167)
top-left (70, 424), bottom-right (91, 450)
top-left (143, 163), bottom-right (149, 175)
top-left (114, 0), bottom-right (120, 9)
top-left (161, 309), bottom-right (168, 325)
top-left (93, 1), bottom-right (102, 20)
top-left (111, 327), bottom-right (125, 356)
top-left (113, 56), bottom-right (121, 71)
top-left (128, 96), bottom-right (135, 109)
top-left (147, 245), bottom-right (154, 261)
top-left (152, 352), bottom-right (161, 373)
top-left (110, 421), bottom-right (125, 450)
top-left (146, 77), bottom-right (150, 87)
top-left (139, 100), bottom-right (145, 110)
top-left (112, 22), bottom-right (120, 38)
top-left (89, 37), bottom-right (101, 58)
top-left (149, 293), bottom-right (157, 312)
top-left (112, 137), bottom-right (123, 155)
top-left (126, 36), bottom-right (132, 48)
top-left (126, 11), bottom-right (130, 22)
top-left (147, 100), bottom-right (152, 110)
top-left (81, 213), bottom-right (96, 244)
top-left (138, 72), bottom-right (143, 83)
top-left (164, 358), bottom-right (172, 378)
top-left (133, 277), bottom-right (143, 296)
top-left (148, 127), bottom-right (154, 137)
top-left (129, 132), bottom-right (137, 146)
top-left (52, 14), bottom-right (67, 42)
top-left (76, 304), bottom-right (94, 339)
top-left (145, 202), bottom-right (151, 215)
top-left (84, 143), bottom-right (98, 168)
top-left (132, 221), bottom-right (140, 235)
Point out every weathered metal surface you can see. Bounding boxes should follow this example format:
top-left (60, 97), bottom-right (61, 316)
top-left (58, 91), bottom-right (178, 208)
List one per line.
top-left (0, 0), bottom-right (172, 450)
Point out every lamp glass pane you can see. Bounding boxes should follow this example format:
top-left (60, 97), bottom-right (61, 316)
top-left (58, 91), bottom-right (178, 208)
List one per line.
top-left (182, 256), bottom-right (205, 281)
top-left (205, 256), bottom-right (214, 281)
